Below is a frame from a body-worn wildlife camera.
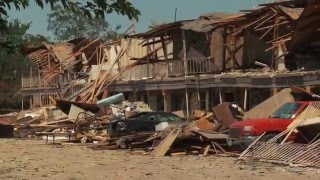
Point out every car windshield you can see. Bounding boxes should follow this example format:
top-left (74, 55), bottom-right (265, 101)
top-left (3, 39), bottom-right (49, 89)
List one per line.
top-left (269, 103), bottom-right (303, 119)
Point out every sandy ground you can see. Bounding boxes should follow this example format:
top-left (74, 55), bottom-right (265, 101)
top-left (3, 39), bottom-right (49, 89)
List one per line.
top-left (0, 139), bottom-right (319, 180)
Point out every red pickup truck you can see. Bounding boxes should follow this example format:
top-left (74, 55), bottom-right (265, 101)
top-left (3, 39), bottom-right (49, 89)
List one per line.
top-left (227, 101), bottom-right (310, 149)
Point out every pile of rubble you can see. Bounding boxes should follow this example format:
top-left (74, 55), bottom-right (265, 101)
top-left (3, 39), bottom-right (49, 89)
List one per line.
top-left (1, 88), bottom-right (319, 169)
top-left (0, 92), bottom-right (245, 157)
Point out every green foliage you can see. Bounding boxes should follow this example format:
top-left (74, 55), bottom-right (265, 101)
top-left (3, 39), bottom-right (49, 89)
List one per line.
top-left (0, 19), bottom-right (46, 109)
top-left (48, 5), bottom-right (121, 41)
top-left (0, 0), bottom-right (140, 24)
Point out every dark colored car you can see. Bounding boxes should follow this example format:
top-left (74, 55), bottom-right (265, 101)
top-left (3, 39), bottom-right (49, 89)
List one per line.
top-left (108, 112), bottom-right (182, 137)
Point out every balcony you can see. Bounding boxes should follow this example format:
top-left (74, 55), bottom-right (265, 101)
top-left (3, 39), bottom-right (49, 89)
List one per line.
top-left (121, 57), bottom-right (215, 80)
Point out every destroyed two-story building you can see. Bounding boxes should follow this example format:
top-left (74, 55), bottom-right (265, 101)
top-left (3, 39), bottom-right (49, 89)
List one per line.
top-left (20, 0), bottom-right (320, 116)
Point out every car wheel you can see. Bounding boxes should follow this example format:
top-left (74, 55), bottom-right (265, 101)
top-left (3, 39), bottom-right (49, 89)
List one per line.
top-left (116, 121), bottom-right (127, 131)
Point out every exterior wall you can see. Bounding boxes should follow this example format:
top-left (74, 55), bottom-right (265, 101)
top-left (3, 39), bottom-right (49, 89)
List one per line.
top-left (211, 27), bottom-right (225, 72)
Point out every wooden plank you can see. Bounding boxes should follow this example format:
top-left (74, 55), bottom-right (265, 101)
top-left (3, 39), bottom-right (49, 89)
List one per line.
top-left (203, 145), bottom-right (211, 156)
top-left (150, 128), bottom-right (181, 157)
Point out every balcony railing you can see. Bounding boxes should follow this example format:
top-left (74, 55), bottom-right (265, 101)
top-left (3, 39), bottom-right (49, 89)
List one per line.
top-left (121, 57), bottom-right (215, 80)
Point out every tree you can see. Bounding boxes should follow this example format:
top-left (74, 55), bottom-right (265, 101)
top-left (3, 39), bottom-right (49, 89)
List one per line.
top-left (0, 0), bottom-right (140, 30)
top-left (0, 0), bottom-right (139, 49)
top-left (47, 5), bottom-right (121, 41)
top-left (0, 19), bottom-right (47, 109)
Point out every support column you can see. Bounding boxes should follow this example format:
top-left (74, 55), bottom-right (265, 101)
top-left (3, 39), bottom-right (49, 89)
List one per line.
top-left (133, 91), bottom-right (138, 101)
top-left (140, 93), bottom-right (145, 103)
top-left (163, 90), bottom-right (172, 112)
top-left (21, 97), bottom-right (24, 111)
top-left (205, 89), bottom-right (210, 112)
top-left (244, 88), bottom-right (248, 111)
top-left (182, 29), bottom-right (190, 119)
top-left (149, 93), bottom-right (158, 111)
top-left (271, 88), bottom-right (278, 96)
top-left (182, 30), bottom-right (188, 76)
top-left (190, 91), bottom-right (200, 111)
top-left (185, 89), bottom-right (189, 119)
top-left (219, 88), bottom-right (223, 104)
top-left (30, 96), bottom-right (33, 109)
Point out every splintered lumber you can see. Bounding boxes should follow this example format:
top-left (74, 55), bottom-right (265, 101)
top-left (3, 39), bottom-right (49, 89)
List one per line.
top-left (203, 145), bottom-right (211, 156)
top-left (150, 128), bottom-right (181, 157)
top-left (170, 152), bottom-right (187, 156)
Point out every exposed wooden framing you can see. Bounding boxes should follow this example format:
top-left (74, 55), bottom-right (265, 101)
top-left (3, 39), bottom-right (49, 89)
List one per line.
top-left (265, 38), bottom-right (291, 52)
top-left (255, 20), bottom-right (288, 31)
top-left (225, 42), bottom-right (240, 68)
top-left (222, 28), bottom-right (227, 71)
top-left (141, 36), bottom-right (173, 46)
top-left (271, 16), bottom-right (280, 69)
top-left (232, 13), bottom-right (271, 36)
top-left (266, 32), bottom-right (292, 44)
top-left (182, 30), bottom-right (188, 75)
top-left (273, 51), bottom-right (288, 62)
top-left (161, 35), bottom-right (169, 77)
top-left (259, 24), bottom-right (276, 40)
top-left (254, 13), bottom-right (277, 29)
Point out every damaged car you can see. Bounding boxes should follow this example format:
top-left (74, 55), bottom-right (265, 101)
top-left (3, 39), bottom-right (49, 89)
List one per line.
top-left (227, 101), bottom-right (310, 149)
top-left (108, 112), bottom-right (183, 137)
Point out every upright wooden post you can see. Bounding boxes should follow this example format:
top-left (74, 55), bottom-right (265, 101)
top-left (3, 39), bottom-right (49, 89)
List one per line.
top-left (185, 88), bottom-right (189, 119)
top-left (197, 78), bottom-right (201, 110)
top-left (161, 35), bottom-right (169, 77)
top-left (219, 88), bottom-right (223, 104)
top-left (271, 88), bottom-right (278, 96)
top-left (147, 90), bottom-right (151, 106)
top-left (182, 30), bottom-right (188, 76)
top-left (205, 89), bottom-right (210, 112)
top-left (222, 28), bottom-right (227, 71)
top-left (133, 90), bottom-right (138, 101)
top-left (244, 88), bottom-right (248, 111)
top-left (182, 30), bottom-right (189, 119)
top-left (163, 90), bottom-right (171, 112)
top-left (21, 97), bottom-right (24, 111)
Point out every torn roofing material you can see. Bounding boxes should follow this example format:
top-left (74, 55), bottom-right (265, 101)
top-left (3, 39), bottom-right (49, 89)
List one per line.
top-left (128, 20), bottom-right (194, 39)
top-left (21, 37), bottom-right (103, 82)
top-left (181, 12), bottom-right (237, 33)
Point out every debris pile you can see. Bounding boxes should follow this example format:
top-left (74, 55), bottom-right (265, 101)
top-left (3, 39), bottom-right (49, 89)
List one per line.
top-left (237, 103), bottom-right (320, 168)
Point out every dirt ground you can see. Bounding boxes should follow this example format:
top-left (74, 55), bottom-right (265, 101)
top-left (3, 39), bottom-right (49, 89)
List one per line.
top-left (0, 139), bottom-right (319, 180)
